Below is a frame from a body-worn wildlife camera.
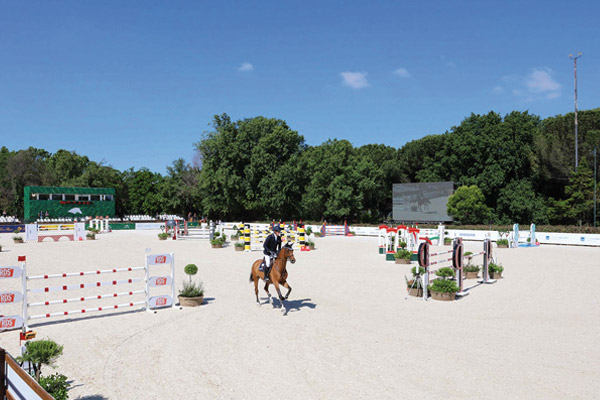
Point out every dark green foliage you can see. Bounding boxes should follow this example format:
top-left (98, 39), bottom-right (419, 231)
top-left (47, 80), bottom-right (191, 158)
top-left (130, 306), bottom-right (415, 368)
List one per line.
top-left (488, 263), bottom-right (504, 273)
top-left (393, 249), bottom-right (412, 260)
top-left (179, 281), bottom-right (204, 297)
top-left (496, 239), bottom-right (509, 246)
top-left (428, 279), bottom-right (459, 293)
top-left (38, 373), bottom-right (70, 400)
top-left (463, 265), bottom-right (480, 273)
top-left (184, 264), bottom-right (198, 276)
top-left (447, 185), bottom-right (491, 224)
top-left (435, 267), bottom-right (455, 279)
top-left (16, 339), bottom-right (64, 381)
top-left (411, 266), bottom-right (425, 276)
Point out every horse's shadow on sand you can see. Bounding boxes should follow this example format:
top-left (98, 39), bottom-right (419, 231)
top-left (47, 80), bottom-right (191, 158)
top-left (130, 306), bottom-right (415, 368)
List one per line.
top-left (263, 297), bottom-right (316, 316)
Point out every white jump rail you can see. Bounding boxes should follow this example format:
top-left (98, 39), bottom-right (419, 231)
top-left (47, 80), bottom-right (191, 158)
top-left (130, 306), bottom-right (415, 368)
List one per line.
top-left (0, 253), bottom-right (175, 332)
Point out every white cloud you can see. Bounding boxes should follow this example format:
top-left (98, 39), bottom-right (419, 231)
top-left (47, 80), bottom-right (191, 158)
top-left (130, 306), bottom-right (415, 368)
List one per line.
top-left (237, 62), bottom-right (254, 72)
top-left (496, 67), bottom-right (561, 101)
top-left (526, 68), bottom-right (560, 94)
top-left (393, 67), bottom-right (411, 78)
top-left (340, 71), bottom-right (369, 89)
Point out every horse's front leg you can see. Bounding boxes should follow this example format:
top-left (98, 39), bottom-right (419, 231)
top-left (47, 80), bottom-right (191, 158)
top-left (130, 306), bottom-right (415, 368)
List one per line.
top-left (272, 280), bottom-right (284, 304)
top-left (282, 281), bottom-right (292, 300)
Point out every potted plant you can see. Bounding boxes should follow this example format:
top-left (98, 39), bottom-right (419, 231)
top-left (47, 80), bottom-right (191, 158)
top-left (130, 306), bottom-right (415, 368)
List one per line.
top-left (86, 232), bottom-right (96, 240)
top-left (393, 241), bottom-right (412, 264)
top-left (307, 240), bottom-right (316, 250)
top-left (234, 242), bottom-right (245, 251)
top-left (158, 232), bottom-right (169, 241)
top-left (496, 239), bottom-right (509, 248)
top-left (444, 233), bottom-right (452, 246)
top-left (210, 235), bottom-right (226, 248)
top-left (306, 226), bottom-right (313, 237)
top-left (405, 266), bottom-right (426, 297)
top-left (178, 264), bottom-right (204, 306)
top-left (488, 262), bottom-right (504, 279)
top-left (230, 229), bottom-right (241, 241)
top-left (428, 267), bottom-right (459, 301)
top-left (463, 251), bottom-right (479, 279)
top-left (13, 230), bottom-right (24, 244)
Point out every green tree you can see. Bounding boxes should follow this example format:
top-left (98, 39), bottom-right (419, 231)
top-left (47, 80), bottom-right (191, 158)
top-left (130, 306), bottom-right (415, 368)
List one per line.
top-left (495, 179), bottom-right (548, 225)
top-left (17, 339), bottom-right (64, 381)
top-left (447, 185), bottom-right (491, 224)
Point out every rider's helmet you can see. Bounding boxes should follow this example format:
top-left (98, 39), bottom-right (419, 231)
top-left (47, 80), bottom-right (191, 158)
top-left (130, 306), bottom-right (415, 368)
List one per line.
top-left (273, 225), bottom-right (281, 233)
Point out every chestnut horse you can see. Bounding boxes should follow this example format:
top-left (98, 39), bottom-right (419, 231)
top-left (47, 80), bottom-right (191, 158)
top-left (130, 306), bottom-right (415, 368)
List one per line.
top-left (249, 242), bottom-right (296, 305)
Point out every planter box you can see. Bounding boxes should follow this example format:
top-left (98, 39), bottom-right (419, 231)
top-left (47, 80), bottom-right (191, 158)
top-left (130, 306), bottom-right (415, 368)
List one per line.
top-left (178, 295), bottom-right (204, 307)
top-left (158, 237), bottom-right (168, 241)
top-left (13, 238), bottom-right (24, 244)
top-left (211, 244), bottom-right (223, 248)
top-left (395, 258), bottom-right (411, 264)
top-left (444, 240), bottom-right (452, 246)
top-left (497, 244), bottom-right (508, 248)
top-left (234, 246), bottom-right (244, 252)
top-left (430, 290), bottom-right (456, 301)
top-left (465, 271), bottom-right (479, 279)
top-left (490, 271), bottom-right (503, 279)
top-left (86, 236), bottom-right (96, 240)
top-left (309, 245), bottom-right (315, 250)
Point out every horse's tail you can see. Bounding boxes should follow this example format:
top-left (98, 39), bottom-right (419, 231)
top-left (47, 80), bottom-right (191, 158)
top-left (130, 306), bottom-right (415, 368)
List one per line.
top-left (249, 270), bottom-right (253, 283)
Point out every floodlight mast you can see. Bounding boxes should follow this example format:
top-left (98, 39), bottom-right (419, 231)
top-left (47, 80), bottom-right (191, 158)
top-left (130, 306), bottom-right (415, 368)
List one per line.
top-left (569, 52), bottom-right (582, 170)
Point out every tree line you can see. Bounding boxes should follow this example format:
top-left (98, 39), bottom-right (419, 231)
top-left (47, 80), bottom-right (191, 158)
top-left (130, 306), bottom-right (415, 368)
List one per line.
top-left (1, 108), bottom-right (598, 225)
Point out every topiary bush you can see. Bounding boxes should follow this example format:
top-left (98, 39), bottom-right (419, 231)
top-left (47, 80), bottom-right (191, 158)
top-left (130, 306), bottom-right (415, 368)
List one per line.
top-left (39, 373), bottom-right (70, 400)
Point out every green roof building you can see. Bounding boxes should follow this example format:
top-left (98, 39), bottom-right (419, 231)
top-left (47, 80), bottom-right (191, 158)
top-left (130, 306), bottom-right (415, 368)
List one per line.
top-left (24, 186), bottom-right (115, 223)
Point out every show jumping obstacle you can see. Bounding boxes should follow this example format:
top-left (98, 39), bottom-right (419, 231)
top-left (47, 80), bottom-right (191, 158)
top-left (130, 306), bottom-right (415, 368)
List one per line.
top-left (510, 223), bottom-right (539, 247)
top-left (415, 238), bottom-right (495, 301)
top-left (90, 217), bottom-right (110, 233)
top-left (320, 221), bottom-right (349, 237)
top-left (176, 220), bottom-right (217, 241)
top-left (25, 223), bottom-right (86, 243)
top-left (240, 222), bottom-right (305, 252)
top-left (0, 253), bottom-right (175, 332)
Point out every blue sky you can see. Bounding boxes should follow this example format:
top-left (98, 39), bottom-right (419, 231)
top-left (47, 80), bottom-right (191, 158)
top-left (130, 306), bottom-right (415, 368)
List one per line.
top-left (1, 0), bottom-right (598, 173)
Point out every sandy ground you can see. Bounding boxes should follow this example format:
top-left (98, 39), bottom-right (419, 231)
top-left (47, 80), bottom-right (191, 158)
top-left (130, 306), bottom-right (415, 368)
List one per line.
top-left (1, 231), bottom-right (599, 400)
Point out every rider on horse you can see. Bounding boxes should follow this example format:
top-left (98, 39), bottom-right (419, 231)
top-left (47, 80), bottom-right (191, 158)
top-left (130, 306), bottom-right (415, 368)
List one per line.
top-left (263, 225), bottom-right (282, 281)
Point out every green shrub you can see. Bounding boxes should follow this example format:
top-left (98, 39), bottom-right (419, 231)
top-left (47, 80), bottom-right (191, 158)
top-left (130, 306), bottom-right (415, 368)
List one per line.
top-left (488, 263), bottom-right (504, 273)
top-left (306, 226), bottom-right (313, 236)
top-left (210, 237), bottom-right (226, 246)
top-left (184, 264), bottom-right (198, 277)
top-left (39, 373), bottom-right (70, 400)
top-left (307, 241), bottom-right (315, 247)
top-left (398, 241), bottom-right (407, 249)
top-left (411, 266), bottom-right (425, 276)
top-left (393, 249), bottom-right (412, 260)
top-left (496, 239), bottom-right (509, 246)
top-left (214, 231), bottom-right (220, 237)
top-left (16, 339), bottom-right (63, 381)
top-left (157, 232), bottom-right (169, 240)
top-left (435, 267), bottom-right (455, 279)
top-left (314, 232), bottom-right (322, 237)
top-left (429, 279), bottom-right (459, 293)
top-left (179, 281), bottom-right (204, 297)
top-left (234, 242), bottom-right (245, 248)
top-left (463, 264), bottom-right (480, 273)
top-left (86, 232), bottom-right (95, 238)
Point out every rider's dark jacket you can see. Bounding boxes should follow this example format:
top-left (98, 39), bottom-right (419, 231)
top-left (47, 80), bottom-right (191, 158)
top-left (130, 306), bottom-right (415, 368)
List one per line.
top-left (263, 233), bottom-right (282, 257)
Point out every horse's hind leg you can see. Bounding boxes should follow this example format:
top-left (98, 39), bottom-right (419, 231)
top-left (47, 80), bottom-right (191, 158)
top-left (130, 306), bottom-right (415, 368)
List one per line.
top-left (263, 282), bottom-right (272, 304)
top-left (282, 281), bottom-right (292, 300)
top-left (253, 274), bottom-right (260, 304)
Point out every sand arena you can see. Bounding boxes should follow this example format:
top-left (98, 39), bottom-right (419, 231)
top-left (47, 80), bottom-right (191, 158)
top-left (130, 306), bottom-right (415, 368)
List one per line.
top-left (1, 230), bottom-right (599, 399)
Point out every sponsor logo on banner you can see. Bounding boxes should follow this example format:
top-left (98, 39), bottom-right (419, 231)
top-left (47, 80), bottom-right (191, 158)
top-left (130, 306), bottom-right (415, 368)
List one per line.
top-left (147, 254), bottom-right (172, 265)
top-left (0, 315), bottom-right (24, 330)
top-left (149, 276), bottom-right (172, 287)
top-left (0, 267), bottom-right (22, 279)
top-left (149, 295), bottom-right (173, 308)
top-left (0, 291), bottom-right (23, 304)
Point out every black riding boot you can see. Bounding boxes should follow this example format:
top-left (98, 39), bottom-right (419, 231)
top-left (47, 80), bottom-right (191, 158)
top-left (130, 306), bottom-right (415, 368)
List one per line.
top-left (264, 266), bottom-right (270, 281)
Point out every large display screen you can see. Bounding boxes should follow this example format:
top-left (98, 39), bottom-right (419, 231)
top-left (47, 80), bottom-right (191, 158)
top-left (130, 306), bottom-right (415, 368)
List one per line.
top-left (392, 182), bottom-right (454, 222)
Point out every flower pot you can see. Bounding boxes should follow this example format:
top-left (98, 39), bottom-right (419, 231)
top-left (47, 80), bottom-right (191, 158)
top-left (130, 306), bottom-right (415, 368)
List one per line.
top-left (13, 238), bottom-right (24, 244)
top-left (395, 258), bottom-right (411, 264)
top-left (158, 237), bottom-right (167, 241)
top-left (211, 244), bottom-right (223, 248)
top-left (490, 271), bottom-right (503, 279)
top-left (444, 240), bottom-right (452, 246)
top-left (497, 244), bottom-right (508, 248)
top-left (430, 290), bottom-right (456, 301)
top-left (234, 246), bottom-right (244, 252)
top-left (309, 245), bottom-right (315, 250)
top-left (87, 236), bottom-right (95, 241)
top-left (178, 295), bottom-right (204, 307)
top-left (465, 271), bottom-right (479, 279)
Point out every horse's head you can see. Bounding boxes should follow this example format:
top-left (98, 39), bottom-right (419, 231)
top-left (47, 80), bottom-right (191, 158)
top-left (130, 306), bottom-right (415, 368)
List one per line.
top-left (283, 242), bottom-right (296, 264)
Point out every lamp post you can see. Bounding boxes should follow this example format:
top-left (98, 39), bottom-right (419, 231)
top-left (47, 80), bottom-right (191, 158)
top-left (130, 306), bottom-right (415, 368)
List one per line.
top-left (569, 52), bottom-right (582, 170)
